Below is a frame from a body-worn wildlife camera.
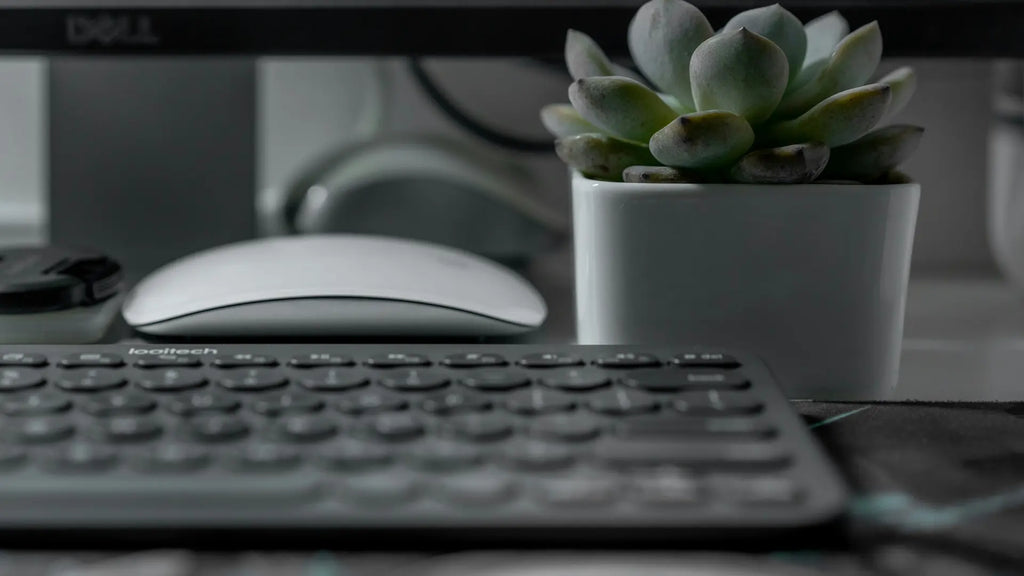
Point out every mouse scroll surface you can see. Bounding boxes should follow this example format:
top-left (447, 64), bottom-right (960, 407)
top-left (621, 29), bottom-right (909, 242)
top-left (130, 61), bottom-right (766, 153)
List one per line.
top-left (121, 235), bottom-right (547, 337)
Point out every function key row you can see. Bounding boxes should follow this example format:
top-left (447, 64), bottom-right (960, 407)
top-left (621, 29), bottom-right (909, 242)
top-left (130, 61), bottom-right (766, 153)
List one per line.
top-left (0, 352), bottom-right (743, 370)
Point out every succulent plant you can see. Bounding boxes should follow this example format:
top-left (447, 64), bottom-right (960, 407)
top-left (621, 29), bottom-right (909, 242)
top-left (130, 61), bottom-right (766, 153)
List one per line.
top-left (542, 1), bottom-right (923, 184)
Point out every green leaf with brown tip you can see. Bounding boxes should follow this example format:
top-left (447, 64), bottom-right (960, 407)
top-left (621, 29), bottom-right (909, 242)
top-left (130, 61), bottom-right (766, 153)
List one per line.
top-left (730, 142), bottom-right (831, 184)
top-left (540, 103), bottom-right (601, 138)
top-left (628, 0), bottom-right (714, 111)
top-left (623, 165), bottom-right (703, 183)
top-left (763, 83), bottom-right (892, 147)
top-left (569, 76), bottom-right (679, 143)
top-left (775, 21), bottom-right (883, 118)
top-left (555, 133), bottom-right (658, 181)
top-left (649, 110), bottom-right (754, 169)
top-left (821, 124), bottom-right (924, 181)
top-left (877, 66), bottom-right (916, 122)
top-left (565, 29), bottom-right (617, 80)
top-left (690, 28), bottom-right (789, 123)
top-left (723, 4), bottom-right (807, 85)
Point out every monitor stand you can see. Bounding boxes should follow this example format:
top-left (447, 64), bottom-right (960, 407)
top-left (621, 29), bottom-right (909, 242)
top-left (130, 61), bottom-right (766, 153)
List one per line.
top-left (48, 58), bottom-right (257, 279)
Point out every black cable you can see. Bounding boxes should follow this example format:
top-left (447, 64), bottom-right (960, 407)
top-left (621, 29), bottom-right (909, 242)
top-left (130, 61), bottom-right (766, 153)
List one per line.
top-left (408, 58), bottom-right (555, 154)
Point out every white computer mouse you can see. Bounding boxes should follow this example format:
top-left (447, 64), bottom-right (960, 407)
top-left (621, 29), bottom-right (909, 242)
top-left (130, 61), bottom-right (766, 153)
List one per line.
top-left (121, 234), bottom-right (547, 337)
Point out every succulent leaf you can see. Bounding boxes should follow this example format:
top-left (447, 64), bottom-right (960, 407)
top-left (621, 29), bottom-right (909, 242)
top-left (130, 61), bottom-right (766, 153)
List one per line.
top-left (775, 21), bottom-right (883, 119)
top-left (565, 29), bottom-right (617, 80)
top-left (730, 142), bottom-right (830, 183)
top-left (555, 133), bottom-right (658, 181)
top-left (723, 4), bottom-right (807, 85)
top-left (623, 165), bottom-right (703, 183)
top-left (628, 0), bottom-right (714, 111)
top-left (658, 93), bottom-right (693, 115)
top-left (649, 110), bottom-right (755, 169)
top-left (540, 103), bottom-right (602, 138)
top-left (763, 83), bottom-right (891, 147)
top-left (569, 76), bottom-right (680, 143)
top-left (821, 124), bottom-right (924, 181)
top-left (802, 11), bottom-right (849, 74)
top-left (876, 66), bottom-right (917, 122)
top-left (690, 28), bottom-right (789, 124)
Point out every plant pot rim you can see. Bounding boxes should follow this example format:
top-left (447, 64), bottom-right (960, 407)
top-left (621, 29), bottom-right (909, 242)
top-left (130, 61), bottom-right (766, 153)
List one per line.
top-left (572, 170), bottom-right (920, 196)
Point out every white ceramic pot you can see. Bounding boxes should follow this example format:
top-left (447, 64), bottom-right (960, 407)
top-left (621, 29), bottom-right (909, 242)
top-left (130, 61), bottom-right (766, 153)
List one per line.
top-left (572, 171), bottom-right (920, 400)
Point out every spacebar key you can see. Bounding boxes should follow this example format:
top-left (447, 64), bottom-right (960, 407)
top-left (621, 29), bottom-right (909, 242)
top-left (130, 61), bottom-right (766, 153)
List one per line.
top-left (596, 440), bottom-right (790, 471)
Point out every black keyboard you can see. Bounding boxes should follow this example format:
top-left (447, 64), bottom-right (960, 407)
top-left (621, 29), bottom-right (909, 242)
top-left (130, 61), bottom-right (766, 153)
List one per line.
top-left (0, 345), bottom-right (847, 546)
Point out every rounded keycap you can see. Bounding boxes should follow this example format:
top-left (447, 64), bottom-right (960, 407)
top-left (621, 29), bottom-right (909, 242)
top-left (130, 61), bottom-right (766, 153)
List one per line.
top-left (134, 354), bottom-right (202, 368)
top-left (441, 353), bottom-right (507, 368)
top-left (137, 369), bottom-right (208, 392)
top-left (459, 370), bottom-right (532, 392)
top-left (297, 368), bottom-right (369, 392)
top-left (518, 353), bottom-right (583, 368)
top-left (218, 369), bottom-right (288, 392)
top-left (504, 389), bottom-right (575, 415)
top-left (342, 475), bottom-right (421, 508)
top-left (133, 443), bottom-right (210, 473)
top-left (97, 417), bottom-right (163, 443)
top-left (408, 440), bottom-right (483, 471)
top-left (317, 440), bottom-right (393, 471)
top-left (540, 368), bottom-right (611, 392)
top-left (672, 352), bottom-right (741, 368)
top-left (435, 475), bottom-right (518, 507)
top-left (188, 415), bottom-right (250, 442)
top-left (276, 416), bottom-right (338, 443)
top-left (448, 413), bottom-right (514, 442)
top-left (420, 392), bottom-right (491, 415)
top-left (594, 352), bottom-right (661, 368)
top-left (82, 393), bottom-right (156, 417)
top-left (43, 444), bottom-right (118, 473)
top-left (250, 393), bottom-right (324, 416)
top-left (56, 369), bottom-right (127, 392)
top-left (502, 441), bottom-right (575, 471)
top-left (531, 414), bottom-right (602, 442)
top-left (0, 368), bottom-right (45, 392)
top-left (12, 418), bottom-right (75, 443)
top-left (364, 353), bottom-right (431, 368)
top-left (1, 393), bottom-right (71, 416)
top-left (289, 353), bottom-right (354, 368)
top-left (367, 413), bottom-right (426, 442)
top-left (0, 352), bottom-right (47, 367)
top-left (673, 391), bottom-right (764, 416)
top-left (212, 353), bottom-right (278, 368)
top-left (336, 392), bottom-right (408, 415)
top-left (378, 369), bottom-right (448, 392)
top-left (587, 389), bottom-right (659, 416)
top-left (712, 476), bottom-right (801, 505)
top-left (58, 353), bottom-right (124, 368)
top-left (631, 469), bottom-right (702, 507)
top-left (229, 443), bottom-right (302, 472)
top-left (536, 477), bottom-right (620, 508)
top-left (621, 369), bottom-right (750, 392)
top-left (167, 392), bottom-right (241, 416)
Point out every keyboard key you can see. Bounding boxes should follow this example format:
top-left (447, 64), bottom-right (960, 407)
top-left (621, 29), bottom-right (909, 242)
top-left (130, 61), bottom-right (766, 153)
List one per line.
top-left (250, 393), bottom-right (324, 416)
top-left (96, 417), bottom-right (163, 443)
top-left (441, 353), bottom-right (507, 368)
top-left (504, 389), bottom-right (575, 415)
top-left (459, 370), bottom-right (532, 392)
top-left (713, 476), bottom-right (801, 505)
top-left (365, 353), bottom-right (430, 368)
top-left (408, 440), bottom-right (483, 471)
top-left (336, 392), bottom-right (408, 415)
top-left (43, 444), bottom-right (118, 473)
top-left (1, 393), bottom-right (71, 416)
top-left (587, 389), bottom-right (659, 416)
top-left (379, 369), bottom-right (449, 392)
top-left (0, 352), bottom-right (47, 367)
top-left (531, 414), bottom-right (602, 442)
top-left (621, 369), bottom-right (750, 392)
top-left (672, 352), bottom-right (741, 368)
top-left (518, 353), bottom-right (583, 368)
top-left (218, 369), bottom-right (288, 392)
top-left (435, 475), bottom-right (517, 507)
top-left (297, 368), bottom-right (369, 392)
top-left (289, 353), bottom-right (354, 368)
top-left (276, 416), bottom-right (338, 443)
top-left (449, 413), bottom-right (514, 442)
top-left (673, 391), bottom-right (764, 416)
top-left (537, 477), bottom-right (619, 508)
top-left (133, 444), bottom-right (210, 473)
top-left (540, 368), bottom-right (611, 392)
top-left (342, 475), bottom-right (421, 508)
top-left (11, 418), bottom-right (75, 443)
top-left (316, 440), bottom-right (393, 471)
top-left (0, 368), bottom-right (45, 392)
top-left (596, 440), bottom-right (790, 471)
top-left (188, 415), bottom-right (250, 443)
top-left (167, 392), bottom-right (241, 416)
top-left (368, 413), bottom-right (426, 442)
top-left (620, 417), bottom-right (776, 440)
top-left (58, 353), bottom-right (124, 368)
top-left (229, 443), bottom-right (301, 472)
top-left (82, 393), bottom-right (156, 417)
top-left (134, 354), bottom-right (202, 368)
top-left (137, 369), bottom-right (207, 392)
top-left (502, 441), bottom-right (575, 471)
top-left (421, 391), bottom-right (492, 415)
top-left (56, 369), bottom-right (127, 392)
top-left (212, 353), bottom-right (278, 368)
top-left (631, 469), bottom-right (703, 507)
top-left (594, 352), bottom-right (661, 368)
